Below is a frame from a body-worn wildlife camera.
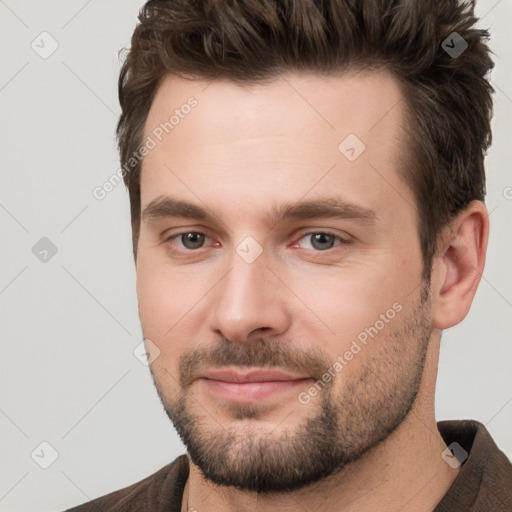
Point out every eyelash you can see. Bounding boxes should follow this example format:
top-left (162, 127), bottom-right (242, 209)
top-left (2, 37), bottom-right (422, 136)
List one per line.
top-left (164, 230), bottom-right (350, 254)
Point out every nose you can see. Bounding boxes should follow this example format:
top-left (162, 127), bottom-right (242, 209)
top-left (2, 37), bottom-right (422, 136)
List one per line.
top-left (208, 247), bottom-right (291, 344)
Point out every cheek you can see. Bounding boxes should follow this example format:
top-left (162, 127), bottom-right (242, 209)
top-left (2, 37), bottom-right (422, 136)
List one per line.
top-left (283, 259), bottom-right (402, 322)
top-left (136, 264), bottom-right (186, 385)
top-left (136, 254), bottom-right (178, 336)
top-left (285, 264), bottom-right (416, 371)
top-left (136, 254), bottom-right (210, 354)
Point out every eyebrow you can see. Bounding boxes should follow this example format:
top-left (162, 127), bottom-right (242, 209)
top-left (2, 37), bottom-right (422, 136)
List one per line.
top-left (141, 195), bottom-right (377, 227)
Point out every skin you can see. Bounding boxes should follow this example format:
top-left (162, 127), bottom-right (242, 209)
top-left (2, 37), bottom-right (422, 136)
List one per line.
top-left (135, 70), bottom-right (489, 511)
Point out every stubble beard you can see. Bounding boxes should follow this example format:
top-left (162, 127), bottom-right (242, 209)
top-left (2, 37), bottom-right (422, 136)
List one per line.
top-left (150, 285), bottom-right (432, 494)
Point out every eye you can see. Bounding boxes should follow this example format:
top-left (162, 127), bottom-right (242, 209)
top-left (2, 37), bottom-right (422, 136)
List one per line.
top-left (165, 230), bottom-right (350, 254)
top-left (168, 232), bottom-right (210, 250)
top-left (295, 232), bottom-right (347, 251)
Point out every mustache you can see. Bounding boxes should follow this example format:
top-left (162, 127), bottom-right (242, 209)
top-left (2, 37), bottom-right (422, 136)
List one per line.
top-left (179, 337), bottom-right (332, 388)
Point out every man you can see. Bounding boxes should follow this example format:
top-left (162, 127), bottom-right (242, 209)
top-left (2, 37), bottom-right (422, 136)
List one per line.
top-left (66, 0), bottom-right (512, 510)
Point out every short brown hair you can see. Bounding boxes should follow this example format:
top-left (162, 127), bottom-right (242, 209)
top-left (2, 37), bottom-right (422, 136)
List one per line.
top-left (117, 0), bottom-right (494, 277)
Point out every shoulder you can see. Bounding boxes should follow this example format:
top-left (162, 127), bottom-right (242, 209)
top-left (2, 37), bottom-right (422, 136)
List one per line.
top-left (63, 454), bottom-right (189, 512)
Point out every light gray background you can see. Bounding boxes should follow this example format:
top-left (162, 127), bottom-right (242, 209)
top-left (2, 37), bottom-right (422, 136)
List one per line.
top-left (0, 1), bottom-right (511, 510)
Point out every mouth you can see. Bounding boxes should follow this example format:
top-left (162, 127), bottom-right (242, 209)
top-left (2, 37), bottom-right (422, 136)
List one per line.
top-left (196, 367), bottom-right (312, 403)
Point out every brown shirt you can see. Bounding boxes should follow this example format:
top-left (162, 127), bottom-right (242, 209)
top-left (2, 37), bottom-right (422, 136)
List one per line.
top-left (65, 419), bottom-right (512, 511)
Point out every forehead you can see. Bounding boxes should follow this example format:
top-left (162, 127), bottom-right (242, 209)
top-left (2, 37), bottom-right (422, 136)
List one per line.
top-left (140, 70), bottom-right (413, 226)
top-left (144, 69), bottom-right (407, 146)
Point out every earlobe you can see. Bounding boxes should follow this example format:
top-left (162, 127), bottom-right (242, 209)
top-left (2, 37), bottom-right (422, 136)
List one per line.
top-left (431, 201), bottom-right (489, 330)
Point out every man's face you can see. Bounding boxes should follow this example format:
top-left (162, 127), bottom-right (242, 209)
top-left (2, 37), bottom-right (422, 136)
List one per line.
top-left (136, 70), bottom-right (433, 492)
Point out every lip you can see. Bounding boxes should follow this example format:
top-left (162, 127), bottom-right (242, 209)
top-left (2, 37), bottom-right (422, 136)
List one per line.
top-left (197, 368), bottom-right (312, 403)
top-left (198, 368), bottom-right (309, 383)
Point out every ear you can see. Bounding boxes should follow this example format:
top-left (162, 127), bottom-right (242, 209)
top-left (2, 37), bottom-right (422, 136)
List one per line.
top-left (430, 200), bottom-right (489, 330)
